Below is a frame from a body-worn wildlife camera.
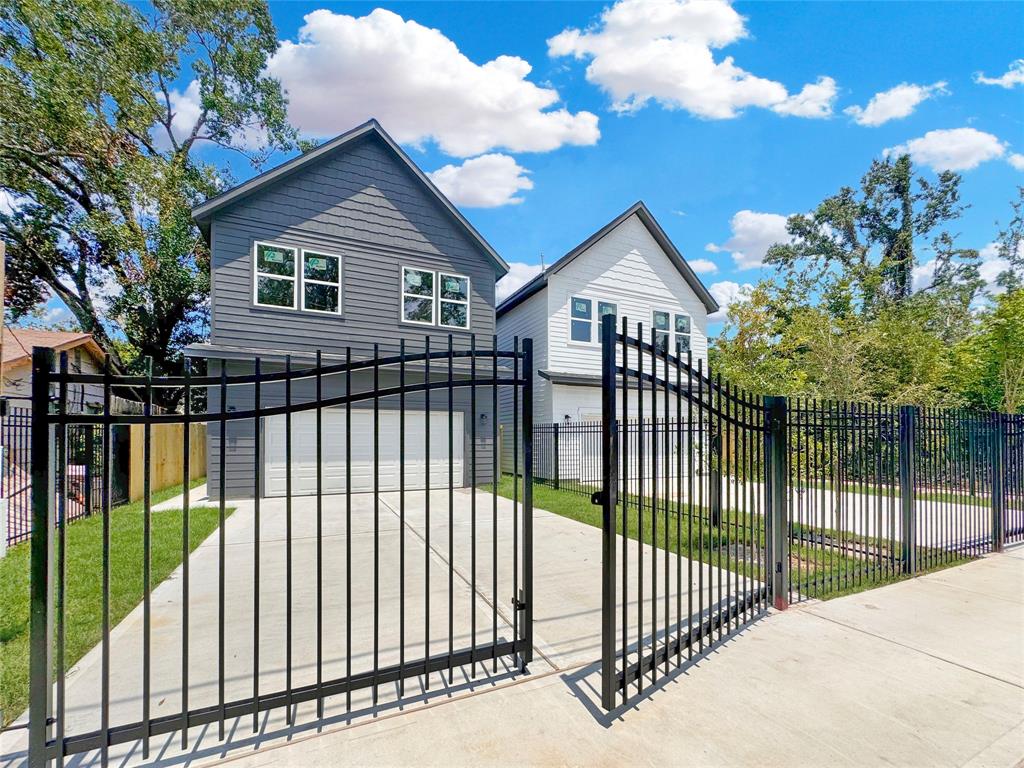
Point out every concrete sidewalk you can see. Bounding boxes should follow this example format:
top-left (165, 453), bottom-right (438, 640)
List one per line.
top-left (208, 547), bottom-right (1024, 768)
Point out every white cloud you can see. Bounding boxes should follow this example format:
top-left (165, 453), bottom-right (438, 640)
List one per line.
top-left (151, 80), bottom-right (203, 150)
top-left (912, 240), bottom-right (1021, 295)
top-left (688, 258), bottom-right (718, 274)
top-left (41, 306), bottom-right (71, 326)
top-left (885, 127), bottom-right (1006, 172)
top-left (844, 81), bottom-right (947, 127)
top-left (547, 0), bottom-right (835, 120)
top-left (974, 59), bottom-right (1024, 89)
top-left (427, 154), bottom-right (533, 208)
top-left (268, 8), bottom-right (599, 157)
top-left (496, 262), bottom-right (544, 303)
top-left (773, 77), bottom-right (839, 118)
top-left (1009, 153), bottom-right (1024, 171)
top-left (705, 210), bottom-right (792, 269)
top-left (708, 280), bottom-right (753, 321)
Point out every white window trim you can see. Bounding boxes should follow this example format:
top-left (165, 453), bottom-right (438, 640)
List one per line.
top-left (438, 271), bottom-right (472, 331)
top-left (651, 308), bottom-right (692, 356)
top-left (300, 248), bottom-right (343, 315)
top-left (253, 240), bottom-right (298, 311)
top-left (400, 265), bottom-right (437, 327)
top-left (568, 296), bottom-right (617, 347)
top-left (674, 311), bottom-right (693, 357)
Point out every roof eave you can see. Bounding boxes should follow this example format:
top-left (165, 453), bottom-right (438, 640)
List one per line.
top-left (495, 272), bottom-right (549, 317)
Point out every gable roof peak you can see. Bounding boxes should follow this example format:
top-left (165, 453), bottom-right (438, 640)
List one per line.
top-left (190, 119), bottom-right (507, 275)
top-left (496, 200), bottom-right (719, 317)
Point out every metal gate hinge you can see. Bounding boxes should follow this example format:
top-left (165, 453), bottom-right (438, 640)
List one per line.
top-left (591, 491), bottom-right (606, 506)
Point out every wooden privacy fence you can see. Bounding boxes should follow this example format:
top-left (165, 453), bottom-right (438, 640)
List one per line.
top-left (128, 423), bottom-right (206, 502)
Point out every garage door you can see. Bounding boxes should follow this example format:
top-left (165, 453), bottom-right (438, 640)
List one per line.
top-left (263, 408), bottom-right (465, 497)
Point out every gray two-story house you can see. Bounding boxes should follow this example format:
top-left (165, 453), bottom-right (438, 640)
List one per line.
top-left (187, 120), bottom-right (509, 499)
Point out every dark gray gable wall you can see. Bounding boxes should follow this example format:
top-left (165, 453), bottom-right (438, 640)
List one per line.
top-left (209, 133), bottom-right (498, 358)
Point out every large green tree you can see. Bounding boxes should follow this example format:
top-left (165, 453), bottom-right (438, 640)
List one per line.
top-left (714, 159), bottom-right (1021, 407)
top-left (951, 289), bottom-right (1024, 413)
top-left (765, 155), bottom-right (971, 316)
top-left (0, 0), bottom-right (301, 405)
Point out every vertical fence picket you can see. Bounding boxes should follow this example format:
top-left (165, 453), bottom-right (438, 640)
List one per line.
top-left (181, 360), bottom-right (191, 747)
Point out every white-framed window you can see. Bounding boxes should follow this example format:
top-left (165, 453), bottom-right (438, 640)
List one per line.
top-left (301, 250), bottom-right (342, 314)
top-left (652, 309), bottom-right (692, 356)
top-left (438, 272), bottom-right (471, 330)
top-left (253, 241), bottom-right (298, 310)
top-left (401, 266), bottom-right (436, 326)
top-left (674, 313), bottom-right (692, 356)
top-left (400, 267), bottom-right (472, 329)
top-left (569, 296), bottom-right (616, 344)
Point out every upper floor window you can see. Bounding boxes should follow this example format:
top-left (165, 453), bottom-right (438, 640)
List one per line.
top-left (439, 273), bottom-right (470, 329)
top-left (254, 242), bottom-right (297, 309)
top-left (675, 313), bottom-right (691, 355)
top-left (401, 266), bottom-right (471, 330)
top-left (302, 251), bottom-right (342, 314)
top-left (254, 241), bottom-right (343, 314)
top-left (402, 267), bottom-right (435, 325)
top-left (652, 309), bottom-right (692, 356)
top-left (569, 297), bottom-right (616, 344)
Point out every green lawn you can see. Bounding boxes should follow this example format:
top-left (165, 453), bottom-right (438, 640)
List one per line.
top-left (489, 476), bottom-right (971, 603)
top-left (0, 478), bottom-right (228, 726)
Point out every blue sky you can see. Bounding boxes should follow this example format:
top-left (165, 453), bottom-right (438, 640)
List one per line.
top-left (34, 1), bottom-right (1024, 333)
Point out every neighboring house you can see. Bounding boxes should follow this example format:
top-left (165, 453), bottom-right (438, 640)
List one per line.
top-left (1, 329), bottom-right (114, 551)
top-left (496, 201), bottom-right (719, 471)
top-left (187, 119), bottom-right (509, 499)
top-left (1, 328), bottom-right (108, 413)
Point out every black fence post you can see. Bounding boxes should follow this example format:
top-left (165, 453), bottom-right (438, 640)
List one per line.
top-left (599, 313), bottom-right (619, 710)
top-left (29, 347), bottom-right (54, 768)
top-left (553, 422), bottom-right (560, 490)
top-left (899, 405), bottom-right (917, 575)
top-left (764, 396), bottom-right (788, 610)
top-left (992, 413), bottom-right (1005, 553)
top-left (522, 338), bottom-right (534, 669)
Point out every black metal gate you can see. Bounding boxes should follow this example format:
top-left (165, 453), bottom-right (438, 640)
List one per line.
top-left (27, 336), bottom-right (533, 766)
top-left (597, 315), bottom-right (772, 710)
top-left (3, 411), bottom-right (122, 547)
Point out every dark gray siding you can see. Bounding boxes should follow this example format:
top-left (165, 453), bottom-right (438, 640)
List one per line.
top-left (208, 135), bottom-right (498, 359)
top-left (206, 360), bottom-right (498, 500)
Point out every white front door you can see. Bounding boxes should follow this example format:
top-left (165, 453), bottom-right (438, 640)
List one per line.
top-left (263, 408), bottom-right (464, 496)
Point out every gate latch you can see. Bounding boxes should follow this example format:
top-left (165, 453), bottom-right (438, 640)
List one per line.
top-left (511, 588), bottom-right (528, 612)
top-left (591, 491), bottom-right (606, 506)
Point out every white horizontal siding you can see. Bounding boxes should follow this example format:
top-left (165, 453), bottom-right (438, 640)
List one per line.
top-left (496, 289), bottom-right (549, 471)
top-left (547, 214), bottom-right (709, 377)
top-left (551, 383), bottom-right (686, 423)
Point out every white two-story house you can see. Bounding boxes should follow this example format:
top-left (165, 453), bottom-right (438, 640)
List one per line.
top-left (497, 201), bottom-right (719, 427)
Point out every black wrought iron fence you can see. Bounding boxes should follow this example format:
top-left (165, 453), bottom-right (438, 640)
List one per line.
top-left (3, 410), bottom-right (125, 547)
top-left (27, 335), bottom-right (534, 767)
top-left (783, 402), bottom-right (1016, 602)
top-left (2, 406), bottom-right (33, 545)
top-left (597, 315), bottom-right (769, 710)
top-left (592, 313), bottom-right (1023, 711)
top-left (534, 419), bottom-right (716, 505)
top-left (999, 413), bottom-right (1023, 545)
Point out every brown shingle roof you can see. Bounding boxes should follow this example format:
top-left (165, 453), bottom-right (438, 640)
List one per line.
top-left (2, 327), bottom-right (103, 368)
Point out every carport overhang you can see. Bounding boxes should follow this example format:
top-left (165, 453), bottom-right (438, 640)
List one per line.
top-left (539, 370), bottom-right (602, 388)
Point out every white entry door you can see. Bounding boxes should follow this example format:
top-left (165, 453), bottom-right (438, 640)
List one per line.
top-left (263, 408), bottom-right (464, 497)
